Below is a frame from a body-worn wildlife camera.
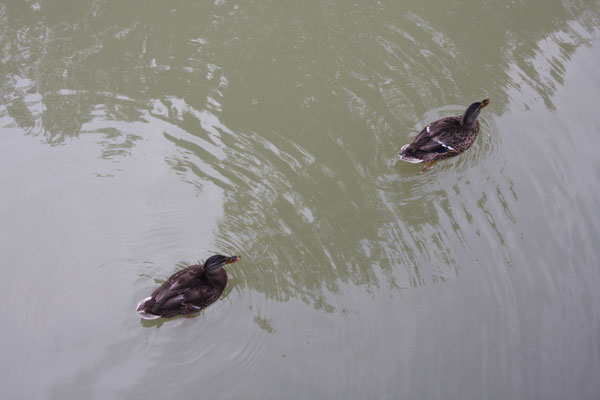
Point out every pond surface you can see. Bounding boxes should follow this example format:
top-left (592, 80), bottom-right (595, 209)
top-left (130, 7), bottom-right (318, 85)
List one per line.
top-left (1, 1), bottom-right (599, 399)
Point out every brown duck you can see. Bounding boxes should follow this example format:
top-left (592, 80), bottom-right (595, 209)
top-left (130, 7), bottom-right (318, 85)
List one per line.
top-left (398, 99), bottom-right (490, 169)
top-left (136, 254), bottom-right (241, 319)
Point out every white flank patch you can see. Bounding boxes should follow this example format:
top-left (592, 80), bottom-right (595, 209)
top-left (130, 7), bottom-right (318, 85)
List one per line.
top-left (138, 311), bottom-right (161, 320)
top-left (136, 296), bottom-right (161, 320)
top-left (398, 144), bottom-right (424, 163)
top-left (136, 296), bottom-right (152, 310)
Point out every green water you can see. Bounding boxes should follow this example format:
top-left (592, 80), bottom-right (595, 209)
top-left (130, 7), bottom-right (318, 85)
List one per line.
top-left (1, 1), bottom-right (599, 399)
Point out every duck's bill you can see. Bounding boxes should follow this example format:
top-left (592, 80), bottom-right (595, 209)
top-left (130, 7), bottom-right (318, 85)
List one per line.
top-left (481, 99), bottom-right (490, 108)
top-left (227, 255), bottom-right (241, 264)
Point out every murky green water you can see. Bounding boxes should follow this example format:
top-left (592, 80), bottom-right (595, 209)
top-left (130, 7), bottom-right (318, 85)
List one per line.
top-left (2, 1), bottom-right (600, 399)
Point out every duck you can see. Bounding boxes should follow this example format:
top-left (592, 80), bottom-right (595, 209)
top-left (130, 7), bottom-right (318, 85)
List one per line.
top-left (398, 99), bottom-right (490, 169)
top-left (136, 254), bottom-right (241, 320)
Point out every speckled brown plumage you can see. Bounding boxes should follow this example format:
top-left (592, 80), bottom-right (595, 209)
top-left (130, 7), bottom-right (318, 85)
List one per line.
top-left (398, 99), bottom-right (489, 165)
top-left (136, 254), bottom-right (240, 319)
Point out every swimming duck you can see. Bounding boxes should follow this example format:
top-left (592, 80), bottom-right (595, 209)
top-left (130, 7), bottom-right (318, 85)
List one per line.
top-left (136, 254), bottom-right (241, 320)
top-left (398, 99), bottom-right (490, 169)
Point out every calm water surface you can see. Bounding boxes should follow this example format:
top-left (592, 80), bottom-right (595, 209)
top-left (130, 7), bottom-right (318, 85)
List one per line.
top-left (1, 1), bottom-right (600, 399)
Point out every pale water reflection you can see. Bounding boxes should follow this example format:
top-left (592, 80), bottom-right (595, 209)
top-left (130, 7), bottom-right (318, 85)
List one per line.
top-left (1, 1), bottom-right (600, 399)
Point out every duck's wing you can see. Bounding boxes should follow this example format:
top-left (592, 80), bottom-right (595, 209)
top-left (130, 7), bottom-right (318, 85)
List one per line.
top-left (406, 117), bottom-right (462, 155)
top-left (184, 285), bottom-right (223, 309)
top-left (150, 265), bottom-right (204, 306)
top-left (156, 284), bottom-right (222, 315)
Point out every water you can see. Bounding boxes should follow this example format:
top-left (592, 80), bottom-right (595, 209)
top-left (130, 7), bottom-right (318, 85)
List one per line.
top-left (1, 1), bottom-right (600, 399)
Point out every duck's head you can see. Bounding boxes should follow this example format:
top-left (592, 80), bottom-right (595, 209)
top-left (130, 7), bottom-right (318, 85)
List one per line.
top-left (463, 99), bottom-right (490, 127)
top-left (204, 254), bottom-right (241, 272)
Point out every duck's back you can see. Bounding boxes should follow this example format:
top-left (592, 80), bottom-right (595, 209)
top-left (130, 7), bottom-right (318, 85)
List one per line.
top-left (151, 265), bottom-right (204, 299)
top-left (403, 116), bottom-right (479, 161)
top-left (137, 264), bottom-right (227, 318)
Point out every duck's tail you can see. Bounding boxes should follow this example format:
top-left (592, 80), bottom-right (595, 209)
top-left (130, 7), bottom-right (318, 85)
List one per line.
top-left (397, 144), bottom-right (423, 163)
top-left (136, 296), bottom-right (161, 320)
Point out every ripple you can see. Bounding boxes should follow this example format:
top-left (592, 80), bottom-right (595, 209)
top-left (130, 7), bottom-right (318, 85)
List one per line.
top-left (2, 2), bottom-right (600, 399)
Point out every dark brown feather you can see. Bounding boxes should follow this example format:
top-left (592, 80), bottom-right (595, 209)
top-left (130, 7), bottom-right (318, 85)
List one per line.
top-left (402, 116), bottom-right (479, 162)
top-left (399, 99), bottom-right (490, 164)
top-left (138, 264), bottom-right (228, 318)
